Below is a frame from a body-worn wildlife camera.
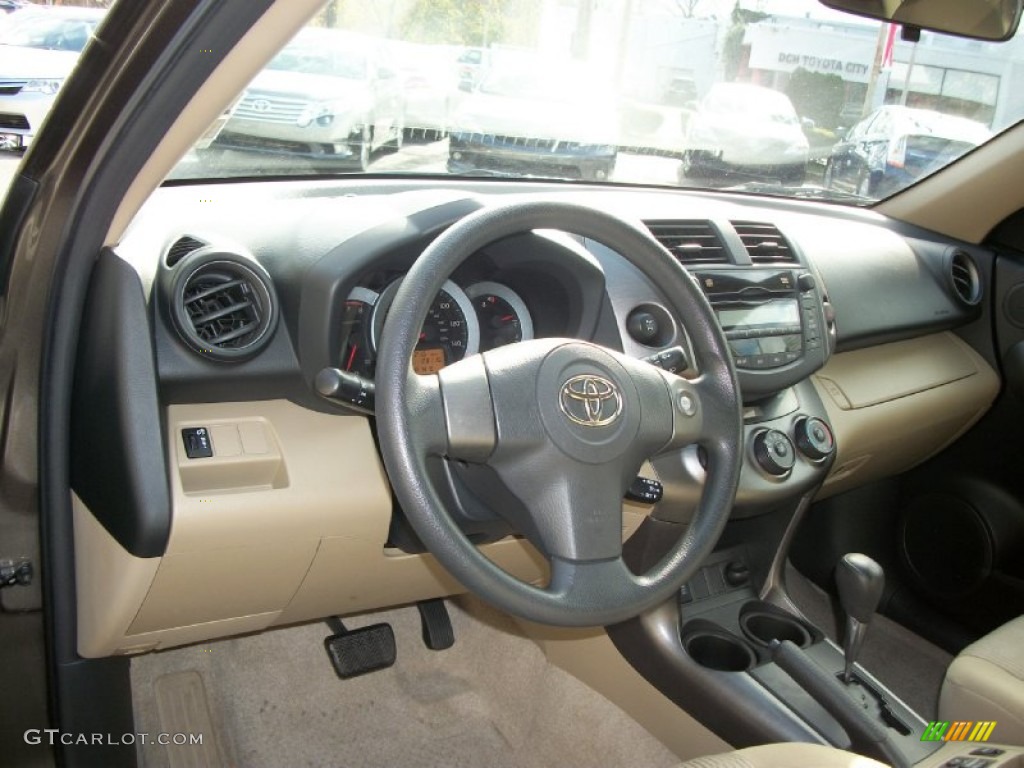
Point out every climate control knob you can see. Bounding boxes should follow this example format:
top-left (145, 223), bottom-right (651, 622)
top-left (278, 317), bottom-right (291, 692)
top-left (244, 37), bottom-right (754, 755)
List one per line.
top-left (752, 429), bottom-right (796, 477)
top-left (794, 417), bottom-right (835, 460)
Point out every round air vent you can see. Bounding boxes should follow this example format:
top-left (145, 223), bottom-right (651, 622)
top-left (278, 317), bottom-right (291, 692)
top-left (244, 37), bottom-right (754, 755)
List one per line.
top-left (949, 249), bottom-right (982, 306)
top-left (170, 250), bottom-right (278, 362)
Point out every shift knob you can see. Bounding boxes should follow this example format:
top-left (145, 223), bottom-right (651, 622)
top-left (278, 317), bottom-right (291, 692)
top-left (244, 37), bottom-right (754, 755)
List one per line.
top-left (836, 553), bottom-right (884, 683)
top-left (836, 553), bottom-right (884, 623)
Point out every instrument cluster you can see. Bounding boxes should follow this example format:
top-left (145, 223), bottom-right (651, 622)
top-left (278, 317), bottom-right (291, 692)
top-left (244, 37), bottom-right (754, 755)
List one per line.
top-left (338, 276), bottom-right (535, 377)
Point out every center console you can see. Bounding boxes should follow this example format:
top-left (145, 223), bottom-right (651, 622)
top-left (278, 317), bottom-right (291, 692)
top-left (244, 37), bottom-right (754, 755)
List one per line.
top-left (607, 544), bottom-right (940, 767)
top-left (595, 226), bottom-right (1008, 768)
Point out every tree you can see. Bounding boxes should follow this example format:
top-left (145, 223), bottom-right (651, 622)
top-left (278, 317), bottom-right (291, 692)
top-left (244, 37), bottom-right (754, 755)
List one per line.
top-left (721, 2), bottom-right (768, 82)
top-left (786, 67), bottom-right (844, 131)
top-left (671, 0), bottom-right (702, 19)
top-left (400, 0), bottom-right (507, 47)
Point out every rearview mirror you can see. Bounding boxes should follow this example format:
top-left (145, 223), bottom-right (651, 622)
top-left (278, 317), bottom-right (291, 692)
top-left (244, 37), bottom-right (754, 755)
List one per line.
top-left (817, 0), bottom-right (1022, 41)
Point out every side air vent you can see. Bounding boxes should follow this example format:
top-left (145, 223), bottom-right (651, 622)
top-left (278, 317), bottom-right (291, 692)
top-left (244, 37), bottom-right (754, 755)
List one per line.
top-left (165, 235), bottom-right (208, 267)
top-left (170, 251), bottom-right (278, 362)
top-left (732, 221), bottom-right (796, 264)
top-left (645, 220), bottom-right (729, 265)
top-left (949, 250), bottom-right (982, 306)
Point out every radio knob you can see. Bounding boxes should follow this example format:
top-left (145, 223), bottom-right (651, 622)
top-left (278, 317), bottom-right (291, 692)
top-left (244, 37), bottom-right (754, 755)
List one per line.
top-left (795, 417), bottom-right (835, 460)
top-left (798, 273), bottom-right (816, 292)
top-left (752, 429), bottom-right (796, 477)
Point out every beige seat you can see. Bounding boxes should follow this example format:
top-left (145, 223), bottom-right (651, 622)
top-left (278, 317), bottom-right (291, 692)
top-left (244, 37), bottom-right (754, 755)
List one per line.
top-left (940, 616), bottom-right (1024, 746)
top-left (677, 743), bottom-right (888, 768)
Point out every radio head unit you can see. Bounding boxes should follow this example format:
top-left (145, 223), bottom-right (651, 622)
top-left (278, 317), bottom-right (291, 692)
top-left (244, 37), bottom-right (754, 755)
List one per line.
top-left (695, 268), bottom-right (831, 396)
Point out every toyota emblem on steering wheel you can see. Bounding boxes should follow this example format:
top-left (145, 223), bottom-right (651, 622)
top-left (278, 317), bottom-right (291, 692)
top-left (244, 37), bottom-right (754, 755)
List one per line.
top-left (559, 374), bottom-right (623, 427)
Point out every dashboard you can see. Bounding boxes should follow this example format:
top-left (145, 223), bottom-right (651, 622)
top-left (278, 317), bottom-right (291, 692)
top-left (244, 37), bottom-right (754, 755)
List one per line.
top-left (67, 179), bottom-right (1001, 656)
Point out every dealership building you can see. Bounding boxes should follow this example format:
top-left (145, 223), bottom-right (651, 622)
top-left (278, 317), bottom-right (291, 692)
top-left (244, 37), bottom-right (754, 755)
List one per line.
top-left (740, 15), bottom-right (1024, 130)
top-left (537, 0), bottom-right (1022, 134)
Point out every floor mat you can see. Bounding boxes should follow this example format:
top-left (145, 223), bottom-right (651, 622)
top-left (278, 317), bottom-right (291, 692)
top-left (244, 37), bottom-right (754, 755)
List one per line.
top-left (153, 671), bottom-right (227, 768)
top-left (785, 561), bottom-right (952, 719)
top-left (131, 598), bottom-right (679, 768)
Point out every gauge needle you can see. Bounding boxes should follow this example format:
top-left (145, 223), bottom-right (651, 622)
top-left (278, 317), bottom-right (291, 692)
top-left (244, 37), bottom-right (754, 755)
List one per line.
top-left (345, 344), bottom-right (358, 371)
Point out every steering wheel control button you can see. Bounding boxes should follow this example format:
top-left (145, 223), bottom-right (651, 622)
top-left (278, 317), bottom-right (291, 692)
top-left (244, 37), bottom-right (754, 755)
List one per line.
top-left (559, 374), bottom-right (623, 427)
top-left (677, 391), bottom-right (698, 417)
top-left (625, 476), bottom-right (663, 504)
top-left (181, 427), bottom-right (213, 459)
top-left (644, 346), bottom-right (689, 375)
top-left (795, 416), bottom-right (835, 460)
top-left (753, 429), bottom-right (796, 477)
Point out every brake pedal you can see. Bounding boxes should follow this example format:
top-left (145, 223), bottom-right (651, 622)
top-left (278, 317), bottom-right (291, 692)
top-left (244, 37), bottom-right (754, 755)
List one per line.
top-left (323, 617), bottom-right (396, 679)
top-left (416, 599), bottom-right (455, 650)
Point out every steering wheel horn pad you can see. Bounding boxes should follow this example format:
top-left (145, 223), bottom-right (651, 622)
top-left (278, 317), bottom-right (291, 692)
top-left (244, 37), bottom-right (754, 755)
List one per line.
top-left (535, 342), bottom-right (642, 463)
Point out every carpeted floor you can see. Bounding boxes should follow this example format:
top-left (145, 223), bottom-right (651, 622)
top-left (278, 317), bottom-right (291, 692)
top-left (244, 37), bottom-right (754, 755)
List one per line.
top-left (131, 597), bottom-right (680, 768)
top-left (784, 561), bottom-right (952, 719)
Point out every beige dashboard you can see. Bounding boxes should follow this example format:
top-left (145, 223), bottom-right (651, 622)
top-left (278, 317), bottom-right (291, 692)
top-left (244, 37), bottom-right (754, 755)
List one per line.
top-left (814, 331), bottom-right (999, 498)
top-left (72, 332), bottom-right (997, 658)
top-left (74, 400), bottom-right (651, 657)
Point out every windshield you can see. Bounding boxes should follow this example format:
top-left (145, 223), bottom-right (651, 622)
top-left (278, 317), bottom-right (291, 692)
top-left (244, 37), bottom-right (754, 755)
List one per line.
top-left (171, 0), bottom-right (1024, 204)
top-left (267, 33), bottom-right (369, 80)
top-left (478, 59), bottom-right (606, 103)
top-left (0, 11), bottom-right (100, 53)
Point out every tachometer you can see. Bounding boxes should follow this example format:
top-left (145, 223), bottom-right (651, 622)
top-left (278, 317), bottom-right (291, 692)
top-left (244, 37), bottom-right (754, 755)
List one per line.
top-left (466, 282), bottom-right (534, 351)
top-left (371, 279), bottom-right (479, 374)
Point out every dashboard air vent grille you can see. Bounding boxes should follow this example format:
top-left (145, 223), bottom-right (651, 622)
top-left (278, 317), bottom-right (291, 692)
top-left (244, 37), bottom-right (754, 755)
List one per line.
top-left (732, 221), bottom-right (795, 264)
top-left (165, 236), bottom-right (207, 267)
top-left (171, 255), bottom-right (277, 362)
top-left (950, 250), bottom-right (982, 306)
top-left (645, 220), bottom-right (729, 265)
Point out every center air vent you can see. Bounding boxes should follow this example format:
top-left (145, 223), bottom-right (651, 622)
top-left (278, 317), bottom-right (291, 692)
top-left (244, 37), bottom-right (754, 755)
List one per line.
top-left (170, 251), bottom-right (278, 362)
top-left (732, 221), bottom-right (795, 264)
top-left (949, 249), bottom-right (982, 306)
top-left (645, 220), bottom-right (729, 265)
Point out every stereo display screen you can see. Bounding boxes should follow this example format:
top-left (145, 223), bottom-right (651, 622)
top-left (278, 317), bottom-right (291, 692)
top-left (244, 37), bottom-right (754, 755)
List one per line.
top-left (716, 300), bottom-right (799, 330)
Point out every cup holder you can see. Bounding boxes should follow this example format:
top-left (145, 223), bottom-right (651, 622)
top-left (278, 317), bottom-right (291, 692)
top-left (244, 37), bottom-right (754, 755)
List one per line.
top-left (681, 621), bottom-right (757, 672)
top-left (739, 603), bottom-right (813, 649)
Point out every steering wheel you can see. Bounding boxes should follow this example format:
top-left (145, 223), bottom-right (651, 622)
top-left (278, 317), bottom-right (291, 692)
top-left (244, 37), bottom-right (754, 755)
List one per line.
top-left (376, 201), bottom-right (742, 627)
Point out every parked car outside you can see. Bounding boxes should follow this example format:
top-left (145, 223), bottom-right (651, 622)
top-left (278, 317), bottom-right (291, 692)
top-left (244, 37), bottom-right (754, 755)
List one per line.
top-left (447, 55), bottom-right (618, 181)
top-left (210, 28), bottom-right (404, 169)
top-left (0, 5), bottom-right (105, 151)
top-left (824, 105), bottom-right (992, 198)
top-left (678, 82), bottom-right (809, 185)
top-left (393, 41), bottom-right (459, 142)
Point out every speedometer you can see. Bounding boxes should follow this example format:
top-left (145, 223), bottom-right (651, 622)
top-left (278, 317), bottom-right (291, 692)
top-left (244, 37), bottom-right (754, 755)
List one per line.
top-left (370, 279), bottom-right (479, 374)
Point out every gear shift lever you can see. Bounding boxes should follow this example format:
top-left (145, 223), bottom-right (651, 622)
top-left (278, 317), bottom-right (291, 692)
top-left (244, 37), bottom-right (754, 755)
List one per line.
top-left (836, 553), bottom-right (884, 683)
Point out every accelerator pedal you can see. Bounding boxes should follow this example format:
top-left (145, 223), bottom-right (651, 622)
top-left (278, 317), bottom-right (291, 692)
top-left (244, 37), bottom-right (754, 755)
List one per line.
top-left (323, 616), bottom-right (396, 679)
top-left (416, 598), bottom-right (455, 650)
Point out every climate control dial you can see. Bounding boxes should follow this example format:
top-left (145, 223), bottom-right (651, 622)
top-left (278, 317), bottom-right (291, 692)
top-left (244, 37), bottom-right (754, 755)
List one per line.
top-left (752, 429), bottom-right (796, 477)
top-left (794, 416), bottom-right (835, 460)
